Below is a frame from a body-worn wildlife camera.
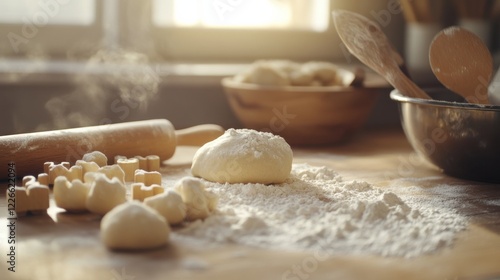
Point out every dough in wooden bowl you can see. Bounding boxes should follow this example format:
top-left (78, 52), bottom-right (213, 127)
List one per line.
top-left (191, 129), bottom-right (293, 184)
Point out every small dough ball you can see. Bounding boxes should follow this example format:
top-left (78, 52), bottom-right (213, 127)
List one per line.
top-left (53, 176), bottom-right (90, 212)
top-left (248, 62), bottom-right (290, 86)
top-left (144, 190), bottom-right (187, 225)
top-left (268, 60), bottom-right (300, 75)
top-left (82, 151), bottom-right (108, 167)
top-left (289, 68), bottom-right (314, 86)
top-left (309, 80), bottom-right (323, 87)
top-left (233, 72), bottom-right (251, 84)
top-left (86, 174), bottom-right (126, 215)
top-left (302, 61), bottom-right (338, 86)
top-left (101, 201), bottom-right (170, 250)
top-left (331, 67), bottom-right (365, 86)
top-left (191, 129), bottom-right (293, 184)
top-left (174, 177), bottom-right (217, 221)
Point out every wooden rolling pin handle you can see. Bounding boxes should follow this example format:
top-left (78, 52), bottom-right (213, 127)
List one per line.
top-left (0, 119), bottom-right (224, 180)
top-left (175, 124), bottom-right (225, 146)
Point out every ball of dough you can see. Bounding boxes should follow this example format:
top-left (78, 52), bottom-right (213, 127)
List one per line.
top-left (267, 60), bottom-right (300, 75)
top-left (289, 67), bottom-right (315, 86)
top-left (248, 62), bottom-right (290, 87)
top-left (100, 201), bottom-right (170, 250)
top-left (144, 190), bottom-right (187, 225)
top-left (191, 129), bottom-right (293, 184)
top-left (174, 177), bottom-right (217, 221)
top-left (53, 177), bottom-right (90, 212)
top-left (82, 151), bottom-right (108, 167)
top-left (302, 61), bottom-right (338, 86)
top-left (86, 174), bottom-right (126, 215)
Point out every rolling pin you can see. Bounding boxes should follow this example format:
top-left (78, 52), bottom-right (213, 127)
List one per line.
top-left (0, 119), bottom-right (224, 180)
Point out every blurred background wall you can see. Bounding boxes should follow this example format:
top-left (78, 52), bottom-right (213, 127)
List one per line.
top-left (0, 0), bottom-right (497, 135)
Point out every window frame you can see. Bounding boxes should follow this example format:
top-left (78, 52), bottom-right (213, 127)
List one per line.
top-left (0, 0), bottom-right (400, 64)
top-left (149, 0), bottom-right (344, 63)
top-left (0, 0), bottom-right (104, 59)
top-left (150, 27), bottom-right (344, 63)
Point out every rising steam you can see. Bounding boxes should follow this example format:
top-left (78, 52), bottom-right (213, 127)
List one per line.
top-left (36, 48), bottom-right (160, 131)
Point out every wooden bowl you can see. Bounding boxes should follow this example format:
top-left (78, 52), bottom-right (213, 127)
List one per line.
top-left (222, 77), bottom-right (382, 146)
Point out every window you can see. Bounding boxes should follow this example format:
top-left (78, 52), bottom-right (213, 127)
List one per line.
top-left (0, 0), bottom-right (396, 63)
top-left (0, 0), bottom-right (95, 25)
top-left (150, 0), bottom-right (340, 62)
top-left (0, 0), bottom-right (338, 62)
top-left (153, 0), bottom-right (329, 32)
top-left (0, 0), bottom-right (101, 58)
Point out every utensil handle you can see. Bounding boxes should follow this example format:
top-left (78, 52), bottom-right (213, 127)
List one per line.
top-left (391, 70), bottom-right (432, 99)
top-left (175, 124), bottom-right (224, 146)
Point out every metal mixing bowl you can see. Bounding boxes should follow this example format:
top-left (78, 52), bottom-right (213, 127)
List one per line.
top-left (391, 88), bottom-right (500, 183)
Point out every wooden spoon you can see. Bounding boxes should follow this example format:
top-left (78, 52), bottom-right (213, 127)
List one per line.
top-left (332, 10), bottom-right (431, 99)
top-left (429, 27), bottom-right (493, 104)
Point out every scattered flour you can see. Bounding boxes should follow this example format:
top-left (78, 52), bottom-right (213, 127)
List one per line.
top-left (177, 164), bottom-right (467, 258)
top-left (180, 257), bottom-right (209, 271)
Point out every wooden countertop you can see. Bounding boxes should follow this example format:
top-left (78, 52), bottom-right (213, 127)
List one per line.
top-left (1, 128), bottom-right (500, 280)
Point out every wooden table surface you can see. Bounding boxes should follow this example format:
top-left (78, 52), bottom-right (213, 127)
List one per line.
top-left (1, 128), bottom-right (500, 280)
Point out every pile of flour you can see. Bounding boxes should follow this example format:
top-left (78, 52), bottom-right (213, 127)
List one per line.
top-left (176, 164), bottom-right (467, 258)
